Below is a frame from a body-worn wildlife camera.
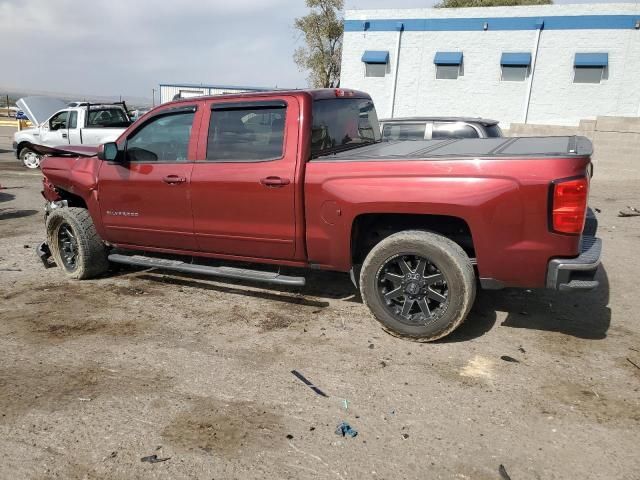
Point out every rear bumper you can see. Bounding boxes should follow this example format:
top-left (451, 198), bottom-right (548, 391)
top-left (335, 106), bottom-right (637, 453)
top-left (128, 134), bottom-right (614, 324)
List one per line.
top-left (546, 235), bottom-right (602, 291)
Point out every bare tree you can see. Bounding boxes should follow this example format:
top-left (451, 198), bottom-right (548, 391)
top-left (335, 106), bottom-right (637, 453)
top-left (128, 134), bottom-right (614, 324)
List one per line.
top-left (294, 0), bottom-right (343, 88)
top-left (436, 0), bottom-right (551, 7)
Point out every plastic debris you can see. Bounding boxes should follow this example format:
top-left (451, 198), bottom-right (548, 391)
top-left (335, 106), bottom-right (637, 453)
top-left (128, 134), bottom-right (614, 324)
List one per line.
top-left (500, 355), bottom-right (520, 363)
top-left (342, 399), bottom-right (349, 410)
top-left (335, 421), bottom-right (358, 438)
top-left (291, 370), bottom-right (328, 397)
top-left (619, 206), bottom-right (640, 217)
top-left (627, 358), bottom-right (640, 370)
top-left (499, 464), bottom-right (512, 480)
top-left (141, 454), bottom-right (170, 463)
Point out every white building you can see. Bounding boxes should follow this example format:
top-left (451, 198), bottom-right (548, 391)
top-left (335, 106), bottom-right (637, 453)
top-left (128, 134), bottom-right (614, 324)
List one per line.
top-left (158, 83), bottom-right (274, 104)
top-left (340, 3), bottom-right (640, 127)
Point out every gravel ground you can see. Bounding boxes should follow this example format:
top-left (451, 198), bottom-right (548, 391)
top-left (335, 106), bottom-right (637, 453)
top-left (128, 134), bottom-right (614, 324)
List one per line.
top-left (1, 126), bottom-right (639, 479)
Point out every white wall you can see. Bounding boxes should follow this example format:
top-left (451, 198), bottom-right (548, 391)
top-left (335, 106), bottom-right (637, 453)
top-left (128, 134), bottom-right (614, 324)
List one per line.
top-left (341, 3), bottom-right (640, 127)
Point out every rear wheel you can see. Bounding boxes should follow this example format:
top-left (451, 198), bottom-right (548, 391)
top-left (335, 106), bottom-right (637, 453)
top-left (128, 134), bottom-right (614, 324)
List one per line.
top-left (359, 230), bottom-right (475, 341)
top-left (19, 147), bottom-right (42, 169)
top-left (46, 207), bottom-right (109, 279)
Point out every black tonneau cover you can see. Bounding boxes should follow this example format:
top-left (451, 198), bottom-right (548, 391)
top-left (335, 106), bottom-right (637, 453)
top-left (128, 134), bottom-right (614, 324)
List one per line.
top-left (320, 136), bottom-right (592, 161)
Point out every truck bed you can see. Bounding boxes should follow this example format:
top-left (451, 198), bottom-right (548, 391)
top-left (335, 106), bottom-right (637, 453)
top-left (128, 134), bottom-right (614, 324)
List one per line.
top-left (318, 136), bottom-right (592, 161)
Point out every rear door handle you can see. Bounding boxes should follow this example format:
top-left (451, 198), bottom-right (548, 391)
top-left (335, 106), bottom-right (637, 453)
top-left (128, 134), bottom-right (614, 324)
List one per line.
top-left (260, 176), bottom-right (290, 187)
top-left (163, 175), bottom-right (187, 185)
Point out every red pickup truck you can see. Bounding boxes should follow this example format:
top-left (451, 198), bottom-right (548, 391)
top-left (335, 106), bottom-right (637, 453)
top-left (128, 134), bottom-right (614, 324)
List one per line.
top-left (38, 88), bottom-right (601, 341)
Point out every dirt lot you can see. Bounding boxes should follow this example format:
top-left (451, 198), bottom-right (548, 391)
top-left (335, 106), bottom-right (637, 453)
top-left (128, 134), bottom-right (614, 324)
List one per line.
top-left (1, 125), bottom-right (639, 479)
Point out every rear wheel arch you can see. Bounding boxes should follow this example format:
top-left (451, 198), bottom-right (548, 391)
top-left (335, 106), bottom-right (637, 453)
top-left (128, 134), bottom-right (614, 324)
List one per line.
top-left (350, 213), bottom-right (476, 267)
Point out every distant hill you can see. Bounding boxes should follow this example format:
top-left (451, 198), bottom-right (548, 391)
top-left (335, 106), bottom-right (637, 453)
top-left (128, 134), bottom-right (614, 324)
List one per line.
top-left (0, 85), bottom-right (153, 109)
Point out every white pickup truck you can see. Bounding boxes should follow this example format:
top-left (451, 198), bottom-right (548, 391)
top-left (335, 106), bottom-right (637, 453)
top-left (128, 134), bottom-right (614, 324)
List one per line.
top-left (13, 97), bottom-right (132, 168)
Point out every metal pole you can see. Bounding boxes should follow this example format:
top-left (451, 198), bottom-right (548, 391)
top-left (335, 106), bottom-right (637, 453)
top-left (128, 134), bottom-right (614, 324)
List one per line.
top-left (390, 22), bottom-right (404, 119)
top-left (6, 95), bottom-right (9, 117)
top-left (523, 22), bottom-right (543, 124)
top-left (152, 88), bottom-right (156, 107)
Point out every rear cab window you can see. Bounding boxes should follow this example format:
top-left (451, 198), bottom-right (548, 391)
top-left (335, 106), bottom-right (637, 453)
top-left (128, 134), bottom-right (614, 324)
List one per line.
top-left (485, 124), bottom-right (503, 138)
top-left (311, 98), bottom-right (380, 157)
top-left (87, 108), bottom-right (131, 128)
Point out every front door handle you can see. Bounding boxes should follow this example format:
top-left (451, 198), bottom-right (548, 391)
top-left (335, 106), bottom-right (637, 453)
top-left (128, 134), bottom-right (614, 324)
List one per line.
top-left (163, 175), bottom-right (187, 185)
top-left (260, 176), bottom-right (290, 187)
top-left (61, 133), bottom-right (68, 138)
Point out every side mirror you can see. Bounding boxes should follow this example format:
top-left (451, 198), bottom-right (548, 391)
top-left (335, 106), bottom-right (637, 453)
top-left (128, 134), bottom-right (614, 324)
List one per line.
top-left (97, 142), bottom-right (119, 161)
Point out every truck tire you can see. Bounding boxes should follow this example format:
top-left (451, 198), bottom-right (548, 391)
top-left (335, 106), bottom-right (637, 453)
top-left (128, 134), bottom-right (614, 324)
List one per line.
top-left (359, 230), bottom-right (476, 342)
top-left (46, 207), bottom-right (109, 279)
top-left (19, 147), bottom-right (42, 169)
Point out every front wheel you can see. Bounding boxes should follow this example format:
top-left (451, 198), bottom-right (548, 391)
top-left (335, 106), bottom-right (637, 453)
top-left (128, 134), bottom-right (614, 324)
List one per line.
top-left (46, 207), bottom-right (109, 279)
top-left (359, 230), bottom-right (476, 342)
top-left (19, 147), bottom-right (42, 169)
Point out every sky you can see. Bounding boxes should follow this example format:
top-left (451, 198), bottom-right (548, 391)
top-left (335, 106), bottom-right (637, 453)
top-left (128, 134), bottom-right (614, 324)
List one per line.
top-left (0, 0), bottom-right (632, 101)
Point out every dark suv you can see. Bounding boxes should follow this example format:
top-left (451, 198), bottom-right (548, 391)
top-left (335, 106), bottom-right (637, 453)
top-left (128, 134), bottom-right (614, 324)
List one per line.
top-left (380, 117), bottom-right (503, 141)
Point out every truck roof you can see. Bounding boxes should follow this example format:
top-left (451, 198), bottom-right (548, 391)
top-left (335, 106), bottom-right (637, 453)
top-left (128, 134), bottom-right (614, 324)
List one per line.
top-left (380, 117), bottom-right (499, 126)
top-left (317, 136), bottom-right (593, 161)
top-left (160, 88), bottom-right (373, 107)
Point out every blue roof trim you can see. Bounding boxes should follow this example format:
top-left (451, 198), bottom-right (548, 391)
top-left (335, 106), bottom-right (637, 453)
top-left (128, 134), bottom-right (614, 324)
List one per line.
top-left (501, 52), bottom-right (532, 66)
top-left (344, 15), bottom-right (639, 32)
top-left (362, 50), bottom-right (390, 64)
top-left (575, 53), bottom-right (609, 67)
top-left (159, 83), bottom-right (274, 91)
top-left (434, 52), bottom-right (463, 65)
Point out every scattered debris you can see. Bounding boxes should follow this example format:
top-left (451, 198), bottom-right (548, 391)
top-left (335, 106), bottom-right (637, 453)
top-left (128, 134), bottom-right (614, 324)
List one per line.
top-left (141, 454), bottom-right (170, 464)
top-left (501, 355), bottom-right (520, 363)
top-left (0, 268), bottom-right (21, 272)
top-left (291, 370), bottom-right (328, 397)
top-left (23, 244), bottom-right (29, 249)
top-left (619, 206), bottom-right (640, 217)
top-left (627, 358), bottom-right (640, 371)
top-left (499, 464), bottom-right (512, 480)
top-left (77, 397), bottom-right (92, 402)
top-left (401, 433), bottom-right (409, 440)
top-left (309, 426), bottom-right (315, 431)
top-left (594, 207), bottom-right (601, 213)
top-left (286, 434), bottom-right (294, 440)
top-left (518, 346), bottom-right (526, 354)
top-left (368, 343), bottom-right (375, 349)
top-left (380, 360), bottom-right (387, 368)
top-left (335, 421), bottom-right (358, 438)
top-left (342, 399), bottom-right (349, 410)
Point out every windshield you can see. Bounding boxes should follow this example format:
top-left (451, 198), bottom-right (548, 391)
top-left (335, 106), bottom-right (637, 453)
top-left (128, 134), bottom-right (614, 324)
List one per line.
top-left (311, 98), bottom-right (380, 157)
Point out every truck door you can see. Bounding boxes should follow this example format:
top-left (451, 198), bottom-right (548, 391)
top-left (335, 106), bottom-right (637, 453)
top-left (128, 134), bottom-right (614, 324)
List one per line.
top-left (67, 111), bottom-right (81, 144)
top-left (190, 97), bottom-right (300, 260)
top-left (97, 105), bottom-right (199, 251)
top-left (40, 110), bottom-right (71, 146)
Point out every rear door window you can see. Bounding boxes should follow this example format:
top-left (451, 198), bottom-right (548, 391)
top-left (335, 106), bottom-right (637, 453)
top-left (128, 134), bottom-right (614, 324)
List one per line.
top-left (381, 123), bottom-right (426, 141)
top-left (206, 102), bottom-right (286, 162)
top-left (432, 122), bottom-right (480, 139)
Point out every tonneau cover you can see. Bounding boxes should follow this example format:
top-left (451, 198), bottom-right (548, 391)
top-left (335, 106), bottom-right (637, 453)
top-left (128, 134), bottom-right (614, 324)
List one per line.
top-left (321, 136), bottom-right (592, 161)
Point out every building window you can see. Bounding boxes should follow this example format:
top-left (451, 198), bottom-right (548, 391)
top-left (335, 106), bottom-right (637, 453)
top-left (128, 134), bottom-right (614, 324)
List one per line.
top-left (500, 52), bottom-right (531, 82)
top-left (434, 52), bottom-right (463, 80)
top-left (574, 53), bottom-right (608, 84)
top-left (361, 50), bottom-right (389, 78)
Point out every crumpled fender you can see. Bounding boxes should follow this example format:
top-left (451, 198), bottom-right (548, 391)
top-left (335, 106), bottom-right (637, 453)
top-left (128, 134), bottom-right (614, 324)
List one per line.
top-left (28, 142), bottom-right (99, 158)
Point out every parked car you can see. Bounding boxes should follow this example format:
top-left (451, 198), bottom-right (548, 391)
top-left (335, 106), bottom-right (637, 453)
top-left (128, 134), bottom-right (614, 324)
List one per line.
top-left (13, 97), bottom-right (132, 169)
top-left (37, 88), bottom-right (600, 342)
top-left (380, 117), bottom-right (503, 141)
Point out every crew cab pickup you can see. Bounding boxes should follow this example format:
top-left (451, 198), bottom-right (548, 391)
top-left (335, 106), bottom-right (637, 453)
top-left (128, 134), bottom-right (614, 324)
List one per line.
top-left (37, 89), bottom-right (602, 341)
top-left (13, 99), bottom-right (132, 169)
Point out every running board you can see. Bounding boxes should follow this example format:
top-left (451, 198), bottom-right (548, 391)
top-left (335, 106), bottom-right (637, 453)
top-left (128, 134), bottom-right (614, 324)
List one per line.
top-left (107, 254), bottom-right (306, 287)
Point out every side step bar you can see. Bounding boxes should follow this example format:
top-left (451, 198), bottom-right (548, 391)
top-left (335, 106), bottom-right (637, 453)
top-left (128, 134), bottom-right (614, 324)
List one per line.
top-left (108, 254), bottom-right (306, 287)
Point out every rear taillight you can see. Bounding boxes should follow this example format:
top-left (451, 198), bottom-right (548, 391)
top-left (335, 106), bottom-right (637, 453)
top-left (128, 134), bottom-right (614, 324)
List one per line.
top-left (550, 177), bottom-right (589, 234)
